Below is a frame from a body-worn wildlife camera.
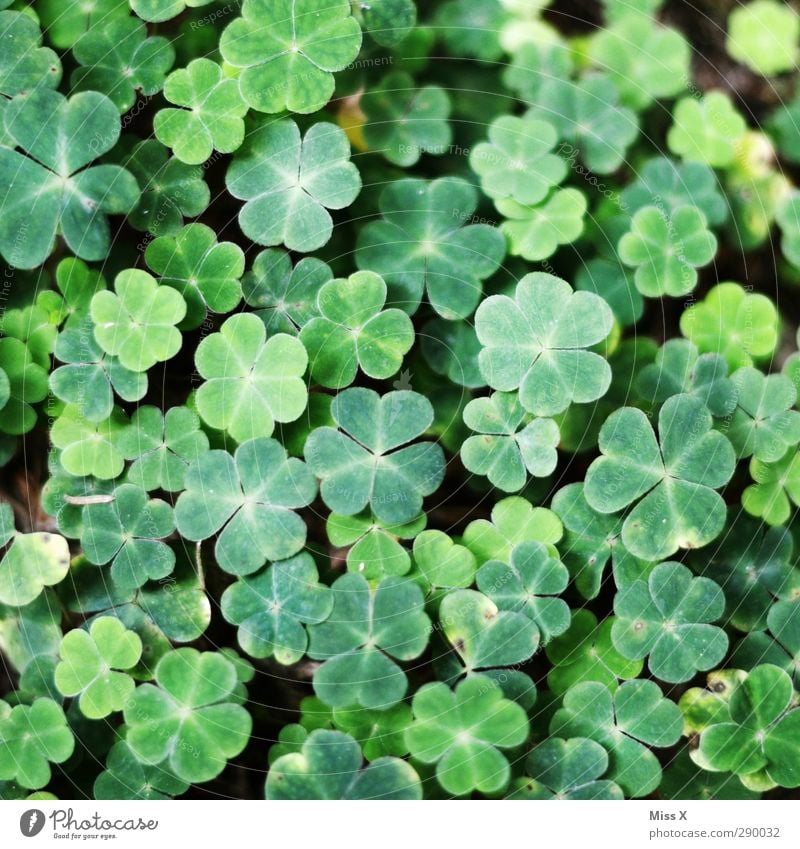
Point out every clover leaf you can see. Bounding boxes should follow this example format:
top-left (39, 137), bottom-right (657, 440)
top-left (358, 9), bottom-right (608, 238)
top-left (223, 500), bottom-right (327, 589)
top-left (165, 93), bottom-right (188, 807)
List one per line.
top-left (0, 699), bottom-right (74, 790)
top-left (50, 405), bottom-right (127, 480)
top-left (404, 675), bottom-right (529, 796)
top-left (411, 530), bottom-right (476, 590)
top-left (475, 273), bottom-right (614, 417)
top-left (37, 0), bottom-right (129, 49)
top-left (726, 0), bottom-right (799, 76)
top-left (54, 617), bottom-right (142, 719)
top-left (220, 0), bottom-right (361, 112)
top-left (680, 282), bottom-right (780, 370)
top-left (421, 318), bottom-right (485, 389)
top-left (439, 588), bottom-right (540, 670)
top-left (0, 89), bottom-right (139, 268)
top-left (661, 749), bottom-right (760, 801)
top-left (435, 0), bottom-right (506, 61)
top-left (72, 16), bottom-right (174, 112)
top-left (0, 529), bottom-right (70, 607)
top-left (94, 740), bottom-right (189, 800)
top-left (144, 224), bottom-right (244, 329)
top-left (153, 58), bottom-right (247, 165)
top-left (124, 648), bottom-right (252, 784)
top-left (667, 92), bottom-right (747, 168)
top-left (227, 118), bottom-right (360, 253)
top-left (731, 600), bottom-right (800, 685)
top-left (0, 11), bottom-right (60, 97)
top-left (469, 115), bottom-right (566, 205)
top-left (355, 177), bottom-right (506, 319)
top-left (299, 271), bottom-right (414, 388)
top-left (267, 729), bottom-right (421, 800)
top-left (331, 703), bottom-right (412, 761)
top-left (305, 388), bottom-right (444, 524)
top-left (509, 738), bottom-right (624, 800)
top-left (360, 72), bottom-right (451, 166)
top-left (476, 541), bottom-right (570, 643)
top-left (131, 0), bottom-right (213, 22)
top-left (585, 394), bottom-right (736, 561)
top-left (461, 392), bottom-right (560, 491)
top-left (175, 437), bottom-right (317, 575)
top-left (221, 553), bottom-right (333, 664)
top-left (194, 313), bottom-right (308, 442)
top-left (307, 573), bottom-right (431, 709)
top-left (618, 205), bottom-right (717, 297)
top-left (551, 679), bottom-right (683, 797)
top-left (699, 664), bottom-right (800, 788)
top-left (80, 483), bottom-right (176, 590)
top-left (574, 259), bottom-right (643, 329)
top-left (742, 450), bottom-right (800, 526)
top-left (611, 561), bottom-right (728, 683)
top-left (0, 338), bottom-right (48, 435)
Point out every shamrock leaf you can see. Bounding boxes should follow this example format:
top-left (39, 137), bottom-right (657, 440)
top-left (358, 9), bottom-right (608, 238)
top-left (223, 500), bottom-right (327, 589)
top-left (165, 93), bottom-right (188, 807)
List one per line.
top-left (154, 58), bottom-right (248, 165)
top-left (435, 0), bottom-right (506, 61)
top-left (331, 703), bottom-right (412, 761)
top-left (53, 258), bottom-right (107, 327)
top-left (461, 392), bottom-right (560, 491)
top-left (131, 0), bottom-right (212, 22)
top-left (353, 0), bottom-right (416, 47)
top-left (497, 188), bottom-right (587, 262)
top-left (667, 92), bottom-right (747, 168)
top-left (242, 249), bottom-right (331, 334)
top-left (546, 610), bottom-right (643, 696)
top-left (124, 648), bottom-right (252, 784)
top-left (574, 259), bottom-right (643, 329)
top-left (0, 338), bottom-right (48, 435)
top-left (618, 205), bottom-right (717, 297)
top-left (503, 39), bottom-right (574, 104)
top-left (221, 553), bottom-right (333, 664)
top-left (0, 11), bottom-right (60, 97)
top-left (194, 313), bottom-right (308, 442)
top-left (611, 561), bottom-right (728, 683)
top-left (361, 72), bottom-right (451, 166)
top-left (50, 405), bottom-right (127, 480)
top-left (439, 589), bottom-right (540, 670)
top-left (94, 740), bottom-right (188, 800)
top-left (71, 16), bottom-right (174, 112)
top-left (680, 282), bottom-right (780, 370)
top-left (404, 675), bottom-right (529, 796)
top-left (726, 0), bottom-right (799, 76)
top-left (725, 368), bottom-right (800, 461)
top-left (37, 0), bottom-right (129, 49)
top-left (412, 530), bottom-right (476, 590)
top-left (123, 140), bottom-right (210, 236)
top-left (90, 270), bottom-right (186, 372)
top-left (0, 699), bottom-right (74, 790)
top-left (509, 737), bottom-right (623, 800)
top-left (116, 405), bottom-right (209, 492)
top-left (742, 450), bottom-right (800, 526)
top-left (355, 177), bottom-right (505, 319)
top-left (81, 483), bottom-right (176, 590)
top-left (635, 338), bottom-right (736, 418)
top-left (220, 0), bottom-right (362, 114)
top-left (0, 530), bottom-right (70, 607)
top-left (304, 388), bottom-right (445, 524)
top-left (475, 273), bottom-right (614, 417)
top-left (0, 89), bottom-right (139, 268)
top-left (50, 319), bottom-right (148, 423)
top-left (421, 318), bottom-right (485, 389)
top-left (267, 729), bottom-right (421, 799)
top-left (531, 74), bottom-right (639, 174)
top-left (661, 749), bottom-right (760, 801)
top-left (469, 115), bottom-right (566, 204)
top-left (551, 679), bottom-right (682, 797)
top-left (307, 573), bottom-right (431, 709)
top-left (698, 664), bottom-right (800, 788)
top-left (144, 224), bottom-right (244, 330)
top-left (175, 437), bottom-right (317, 575)
top-left (299, 271), bottom-right (414, 388)
top-left (54, 617), bottom-right (142, 719)
top-left (227, 119), bottom-right (361, 252)
top-left (731, 600), bottom-right (800, 685)
top-left (585, 394), bottom-right (736, 561)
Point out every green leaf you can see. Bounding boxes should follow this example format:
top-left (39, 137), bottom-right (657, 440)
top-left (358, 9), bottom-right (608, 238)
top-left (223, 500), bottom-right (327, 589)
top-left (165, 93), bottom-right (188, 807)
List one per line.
top-left (220, 0), bottom-right (362, 114)
top-left (585, 394), bottom-right (736, 561)
top-left (37, 0), bottom-right (129, 49)
top-left (421, 318), bottom-right (486, 389)
top-left (476, 273), bottom-right (614, 417)
top-left (267, 729), bottom-right (421, 799)
top-left (355, 177), bottom-right (506, 319)
top-left (154, 58), bottom-right (248, 165)
top-left (742, 450), bottom-right (800, 526)
top-left (0, 11), bottom-right (60, 97)
top-left (667, 92), bottom-right (747, 168)
top-left (726, 0), bottom-right (799, 76)
top-left (575, 259), bottom-right (643, 329)
top-left (54, 617), bottom-right (142, 719)
top-left (412, 530), bottom-right (476, 590)
top-left (404, 675), bottom-right (529, 796)
top-left (90, 269), bottom-right (186, 372)
top-left (0, 89), bottom-right (139, 268)
top-left (731, 599), bottom-right (800, 685)
top-left (124, 648), bottom-right (252, 784)
top-left (175, 437), bottom-right (317, 575)
top-left (307, 573), bottom-right (431, 708)
top-left (94, 740), bottom-right (189, 800)
top-left (131, 0), bottom-right (213, 23)
top-left (661, 749), bottom-right (760, 800)
top-left (498, 188), bottom-right (587, 262)
top-left (221, 553), bottom-right (333, 664)
top-left (227, 118), bottom-right (361, 252)
top-left (0, 531), bottom-right (70, 607)
top-left (435, 0), bottom-right (506, 61)
top-left (305, 388), bottom-right (445, 524)
top-left (331, 703), bottom-right (412, 761)
top-left (0, 338), bottom-right (48, 435)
